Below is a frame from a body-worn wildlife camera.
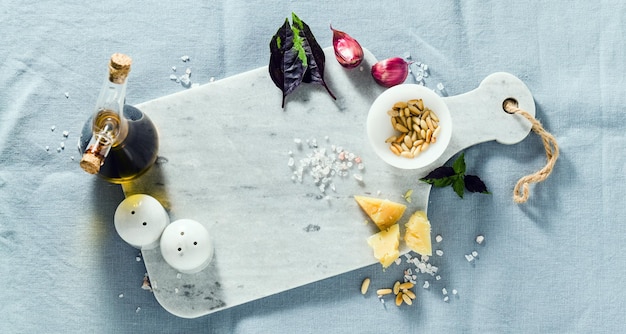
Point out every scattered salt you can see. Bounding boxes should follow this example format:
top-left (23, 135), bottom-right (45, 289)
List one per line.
top-left (56, 147), bottom-right (61, 153)
top-left (465, 254), bottom-right (475, 262)
top-left (436, 82), bottom-right (444, 91)
top-left (442, 288), bottom-right (448, 295)
top-left (185, 68), bottom-right (191, 75)
top-left (174, 288), bottom-right (179, 294)
top-left (51, 125), bottom-right (56, 132)
top-left (435, 275), bottom-right (441, 281)
top-left (135, 307), bottom-right (141, 313)
top-left (180, 55), bottom-right (190, 62)
top-left (435, 235), bottom-right (443, 243)
top-left (176, 273), bottom-right (182, 279)
top-left (136, 256), bottom-right (142, 262)
top-left (118, 293), bottom-right (124, 298)
top-left (472, 250), bottom-right (478, 257)
top-left (60, 142), bottom-right (65, 150)
top-left (423, 281), bottom-right (430, 289)
top-left (353, 174), bottom-right (363, 182)
top-left (443, 296), bottom-right (449, 302)
top-left (476, 235), bottom-right (485, 244)
top-left (64, 92), bottom-right (69, 98)
top-left (45, 146), bottom-right (49, 151)
top-left (62, 130), bottom-right (69, 138)
top-left (435, 249), bottom-right (444, 256)
top-left (169, 74), bottom-right (178, 81)
top-left (171, 66), bottom-right (177, 71)
top-left (452, 289), bottom-right (458, 295)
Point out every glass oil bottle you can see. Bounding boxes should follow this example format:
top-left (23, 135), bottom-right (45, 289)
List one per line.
top-left (78, 53), bottom-right (159, 184)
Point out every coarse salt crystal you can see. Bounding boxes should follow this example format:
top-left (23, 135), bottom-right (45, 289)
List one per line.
top-left (437, 82), bottom-right (444, 91)
top-left (435, 275), bottom-right (441, 281)
top-left (435, 235), bottom-right (443, 243)
top-left (443, 296), bottom-right (449, 302)
top-left (476, 235), bottom-right (485, 244)
top-left (435, 249), bottom-right (444, 256)
top-left (45, 146), bottom-right (49, 151)
top-left (472, 251), bottom-right (478, 257)
top-left (442, 288), bottom-right (448, 295)
top-left (51, 125), bottom-right (56, 132)
top-left (64, 92), bottom-right (69, 98)
top-left (465, 254), bottom-right (475, 262)
top-left (136, 256), bottom-right (141, 262)
top-left (169, 74), bottom-right (178, 81)
top-left (118, 293), bottom-right (124, 298)
top-left (62, 130), bottom-right (69, 138)
top-left (181, 55), bottom-right (190, 62)
top-left (353, 174), bottom-right (363, 182)
top-left (394, 258), bottom-right (402, 265)
top-left (136, 307), bottom-right (141, 313)
top-left (452, 289), bottom-right (458, 295)
top-left (176, 273), bottom-right (182, 279)
top-left (423, 281), bottom-right (430, 289)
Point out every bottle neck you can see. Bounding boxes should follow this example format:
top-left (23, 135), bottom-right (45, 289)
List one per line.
top-left (79, 73), bottom-right (130, 174)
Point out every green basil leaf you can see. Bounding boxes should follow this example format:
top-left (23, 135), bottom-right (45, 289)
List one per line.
top-left (452, 152), bottom-right (466, 175)
top-left (452, 175), bottom-right (465, 198)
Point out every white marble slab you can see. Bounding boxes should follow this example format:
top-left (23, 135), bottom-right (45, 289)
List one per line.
top-left (123, 48), bottom-right (535, 318)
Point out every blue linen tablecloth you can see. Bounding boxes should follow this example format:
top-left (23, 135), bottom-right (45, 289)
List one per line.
top-left (1, 1), bottom-right (624, 333)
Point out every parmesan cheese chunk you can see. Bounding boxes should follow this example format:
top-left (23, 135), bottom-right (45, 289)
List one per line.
top-left (367, 224), bottom-right (400, 268)
top-left (354, 195), bottom-right (406, 231)
top-left (404, 211), bottom-right (432, 256)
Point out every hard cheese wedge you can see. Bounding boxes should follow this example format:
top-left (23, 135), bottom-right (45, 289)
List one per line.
top-left (354, 196), bottom-right (406, 231)
top-left (366, 224), bottom-right (400, 268)
top-left (404, 211), bottom-right (432, 256)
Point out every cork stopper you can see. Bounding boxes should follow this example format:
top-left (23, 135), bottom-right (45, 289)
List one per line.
top-left (80, 152), bottom-right (104, 174)
top-left (108, 53), bottom-right (132, 84)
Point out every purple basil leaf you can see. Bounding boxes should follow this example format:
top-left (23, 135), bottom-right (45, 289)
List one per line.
top-left (291, 13), bottom-right (336, 100)
top-left (422, 166), bottom-right (455, 180)
top-left (269, 18), bottom-right (306, 108)
top-left (464, 174), bottom-right (490, 194)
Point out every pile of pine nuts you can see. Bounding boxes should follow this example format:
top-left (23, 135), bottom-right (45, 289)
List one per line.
top-left (385, 99), bottom-right (440, 159)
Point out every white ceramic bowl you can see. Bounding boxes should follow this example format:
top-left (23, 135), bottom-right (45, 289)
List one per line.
top-left (367, 84), bottom-right (452, 169)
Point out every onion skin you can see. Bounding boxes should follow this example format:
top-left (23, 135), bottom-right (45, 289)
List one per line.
top-left (371, 57), bottom-right (409, 87)
top-left (331, 25), bottom-right (364, 69)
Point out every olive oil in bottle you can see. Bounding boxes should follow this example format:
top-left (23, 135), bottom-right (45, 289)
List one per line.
top-left (78, 53), bottom-right (158, 184)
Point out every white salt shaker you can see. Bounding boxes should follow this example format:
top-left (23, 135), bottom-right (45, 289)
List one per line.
top-left (114, 194), bottom-right (170, 249)
top-left (160, 219), bottom-right (213, 274)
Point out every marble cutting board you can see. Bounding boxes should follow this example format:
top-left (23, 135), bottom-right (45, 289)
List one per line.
top-left (123, 48), bottom-right (535, 318)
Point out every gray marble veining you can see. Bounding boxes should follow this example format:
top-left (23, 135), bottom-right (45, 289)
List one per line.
top-left (122, 48), bottom-right (534, 318)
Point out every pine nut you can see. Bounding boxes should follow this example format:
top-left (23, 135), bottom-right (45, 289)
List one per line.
top-left (399, 282), bottom-right (415, 290)
top-left (393, 281), bottom-right (401, 295)
top-left (401, 293), bottom-right (413, 305)
top-left (377, 288), bottom-right (393, 296)
top-left (403, 289), bottom-right (416, 299)
top-left (395, 292), bottom-right (404, 306)
top-left (395, 123), bottom-right (409, 133)
top-left (361, 278), bottom-right (371, 295)
top-left (390, 145), bottom-right (401, 156)
top-left (394, 101), bottom-right (408, 109)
